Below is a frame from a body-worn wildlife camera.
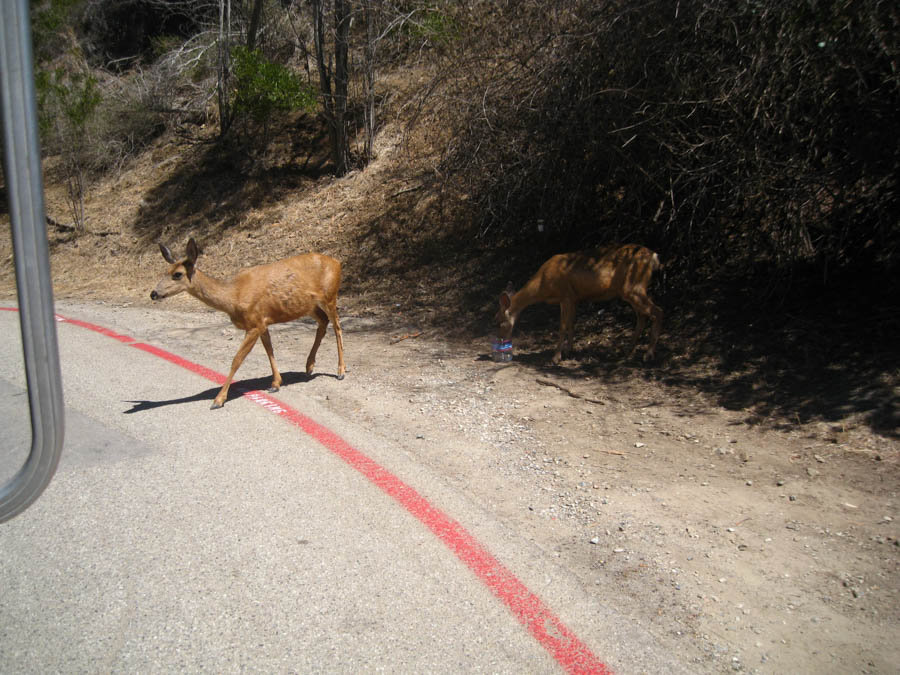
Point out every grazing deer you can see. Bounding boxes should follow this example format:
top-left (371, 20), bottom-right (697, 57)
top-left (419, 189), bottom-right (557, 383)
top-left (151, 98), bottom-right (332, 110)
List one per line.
top-left (150, 238), bottom-right (346, 409)
top-left (495, 244), bottom-right (663, 364)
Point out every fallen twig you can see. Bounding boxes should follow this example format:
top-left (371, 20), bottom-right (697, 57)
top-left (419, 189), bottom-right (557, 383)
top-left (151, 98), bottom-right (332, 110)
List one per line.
top-left (599, 449), bottom-right (627, 456)
top-left (536, 377), bottom-right (606, 404)
top-left (46, 215), bottom-right (75, 232)
top-left (390, 331), bottom-right (423, 344)
top-left (391, 184), bottom-right (424, 198)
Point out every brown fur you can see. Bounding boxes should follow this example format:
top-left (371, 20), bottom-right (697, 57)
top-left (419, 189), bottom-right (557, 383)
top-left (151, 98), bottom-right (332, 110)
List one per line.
top-left (151, 238), bottom-right (346, 408)
top-left (495, 244), bottom-right (663, 363)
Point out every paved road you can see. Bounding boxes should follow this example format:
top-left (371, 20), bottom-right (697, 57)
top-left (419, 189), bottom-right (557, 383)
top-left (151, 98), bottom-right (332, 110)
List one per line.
top-left (0, 301), bottom-right (683, 673)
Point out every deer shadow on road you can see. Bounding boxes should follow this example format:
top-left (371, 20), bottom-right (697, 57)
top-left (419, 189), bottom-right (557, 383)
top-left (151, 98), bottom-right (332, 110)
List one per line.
top-left (123, 371), bottom-right (340, 414)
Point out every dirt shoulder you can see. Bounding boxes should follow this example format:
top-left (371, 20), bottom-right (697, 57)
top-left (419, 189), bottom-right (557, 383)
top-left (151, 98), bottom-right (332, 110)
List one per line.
top-left (321, 312), bottom-right (900, 674)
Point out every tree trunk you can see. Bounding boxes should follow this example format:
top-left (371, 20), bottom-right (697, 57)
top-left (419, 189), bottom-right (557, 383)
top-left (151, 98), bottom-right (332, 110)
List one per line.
top-left (362, 0), bottom-right (376, 162)
top-left (332, 0), bottom-right (351, 174)
top-left (246, 0), bottom-right (264, 52)
top-left (217, 0), bottom-right (232, 137)
top-left (312, 0), bottom-right (352, 176)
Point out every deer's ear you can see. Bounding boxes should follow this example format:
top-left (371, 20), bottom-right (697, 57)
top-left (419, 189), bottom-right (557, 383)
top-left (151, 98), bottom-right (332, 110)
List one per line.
top-left (159, 243), bottom-right (176, 264)
top-left (186, 238), bottom-right (200, 264)
top-left (499, 290), bottom-right (512, 310)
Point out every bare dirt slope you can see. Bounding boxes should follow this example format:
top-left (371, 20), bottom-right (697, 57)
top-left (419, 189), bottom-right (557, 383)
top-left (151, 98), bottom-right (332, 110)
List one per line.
top-left (2, 119), bottom-right (899, 673)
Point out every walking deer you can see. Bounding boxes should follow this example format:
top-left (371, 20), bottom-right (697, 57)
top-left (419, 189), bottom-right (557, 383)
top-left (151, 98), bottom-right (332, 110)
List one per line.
top-left (150, 238), bottom-right (346, 409)
top-left (495, 244), bottom-right (663, 364)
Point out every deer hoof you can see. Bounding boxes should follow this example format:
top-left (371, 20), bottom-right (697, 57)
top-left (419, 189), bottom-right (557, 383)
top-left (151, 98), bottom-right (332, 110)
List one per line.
top-left (210, 401), bottom-right (224, 410)
top-left (337, 373), bottom-right (345, 381)
top-left (268, 386), bottom-right (280, 393)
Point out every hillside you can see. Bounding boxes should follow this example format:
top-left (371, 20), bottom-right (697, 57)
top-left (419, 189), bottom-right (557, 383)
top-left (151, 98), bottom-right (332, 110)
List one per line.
top-left (2, 97), bottom-right (897, 441)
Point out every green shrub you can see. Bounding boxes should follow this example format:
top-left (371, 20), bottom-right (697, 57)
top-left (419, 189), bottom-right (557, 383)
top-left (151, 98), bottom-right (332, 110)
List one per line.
top-left (410, 9), bottom-right (460, 46)
top-left (35, 67), bottom-right (101, 144)
top-left (34, 66), bottom-right (102, 232)
top-left (231, 45), bottom-right (316, 125)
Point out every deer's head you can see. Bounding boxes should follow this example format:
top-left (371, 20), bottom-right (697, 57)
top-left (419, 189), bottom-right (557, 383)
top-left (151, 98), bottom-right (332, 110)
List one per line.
top-left (494, 283), bottom-right (516, 339)
top-left (150, 238), bottom-right (200, 300)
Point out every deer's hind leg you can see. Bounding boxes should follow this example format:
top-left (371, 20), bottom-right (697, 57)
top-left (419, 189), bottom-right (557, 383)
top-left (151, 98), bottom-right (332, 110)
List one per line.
top-left (627, 313), bottom-right (648, 358)
top-left (625, 292), bottom-right (663, 361)
top-left (305, 307), bottom-right (329, 376)
top-left (324, 299), bottom-right (346, 379)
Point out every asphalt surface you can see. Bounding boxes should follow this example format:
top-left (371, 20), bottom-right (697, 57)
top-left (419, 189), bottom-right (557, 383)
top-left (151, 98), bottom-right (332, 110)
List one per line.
top-left (0, 301), bottom-right (686, 673)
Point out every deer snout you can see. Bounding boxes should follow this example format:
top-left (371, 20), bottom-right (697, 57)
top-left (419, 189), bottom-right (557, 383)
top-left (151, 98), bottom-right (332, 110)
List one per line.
top-left (150, 290), bottom-right (159, 301)
top-left (494, 314), bottom-right (514, 340)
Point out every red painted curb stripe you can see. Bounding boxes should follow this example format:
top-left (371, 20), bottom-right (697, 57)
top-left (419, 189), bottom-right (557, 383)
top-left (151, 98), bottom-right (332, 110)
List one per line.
top-left (241, 393), bottom-right (609, 675)
top-left (4, 307), bottom-right (611, 674)
top-left (54, 315), bottom-right (137, 344)
top-left (131, 342), bottom-right (227, 385)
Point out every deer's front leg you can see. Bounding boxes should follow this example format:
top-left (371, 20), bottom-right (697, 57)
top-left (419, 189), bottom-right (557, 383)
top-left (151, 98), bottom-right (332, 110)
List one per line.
top-left (260, 329), bottom-right (282, 392)
top-left (212, 329), bottom-right (261, 409)
top-left (553, 299), bottom-right (576, 364)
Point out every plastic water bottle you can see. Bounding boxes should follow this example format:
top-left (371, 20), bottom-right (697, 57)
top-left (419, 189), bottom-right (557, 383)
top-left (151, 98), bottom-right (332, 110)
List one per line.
top-left (491, 338), bottom-right (513, 362)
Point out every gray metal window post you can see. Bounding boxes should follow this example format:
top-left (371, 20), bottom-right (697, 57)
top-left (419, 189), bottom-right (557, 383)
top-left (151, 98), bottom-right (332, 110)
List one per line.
top-left (0, 0), bottom-right (65, 522)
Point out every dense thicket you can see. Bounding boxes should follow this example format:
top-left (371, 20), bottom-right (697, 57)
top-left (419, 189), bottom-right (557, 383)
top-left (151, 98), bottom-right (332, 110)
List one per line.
top-left (433, 0), bottom-right (899, 304)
